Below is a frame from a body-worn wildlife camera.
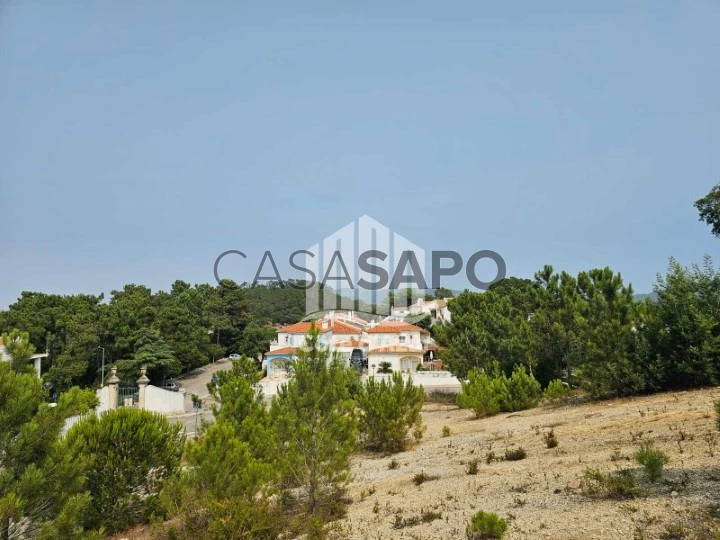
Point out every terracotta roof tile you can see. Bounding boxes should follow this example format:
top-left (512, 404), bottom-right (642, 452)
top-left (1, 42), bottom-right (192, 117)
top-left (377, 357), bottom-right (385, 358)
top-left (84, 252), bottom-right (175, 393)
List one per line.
top-left (330, 321), bottom-right (363, 334)
top-left (367, 322), bottom-right (425, 334)
top-left (266, 346), bottom-right (299, 355)
top-left (276, 322), bottom-right (313, 333)
top-left (276, 321), bottom-right (334, 334)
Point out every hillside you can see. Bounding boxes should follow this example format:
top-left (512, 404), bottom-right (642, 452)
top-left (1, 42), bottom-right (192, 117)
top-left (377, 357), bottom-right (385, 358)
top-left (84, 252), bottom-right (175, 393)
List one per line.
top-left (339, 388), bottom-right (720, 539)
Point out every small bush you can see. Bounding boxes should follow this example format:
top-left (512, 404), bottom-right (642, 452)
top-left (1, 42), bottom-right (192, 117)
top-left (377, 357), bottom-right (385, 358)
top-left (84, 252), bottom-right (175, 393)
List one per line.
top-left (393, 510), bottom-right (442, 529)
top-left (458, 366), bottom-right (541, 419)
top-left (714, 400), bottom-right (720, 430)
top-left (421, 509), bottom-right (442, 523)
top-left (503, 367), bottom-right (541, 411)
top-left (458, 369), bottom-right (506, 418)
top-left (466, 510), bottom-right (508, 539)
top-left (543, 430), bottom-right (558, 449)
top-left (466, 459), bottom-right (479, 475)
top-left (581, 468), bottom-right (639, 499)
top-left (543, 379), bottom-right (570, 404)
top-left (412, 471), bottom-right (438, 485)
top-left (393, 513), bottom-right (420, 529)
top-left (504, 447), bottom-right (527, 461)
top-left (485, 451), bottom-right (496, 464)
top-left (378, 361), bottom-right (392, 374)
top-left (442, 425), bottom-right (451, 438)
top-left (388, 458), bottom-right (399, 470)
top-left (635, 442), bottom-right (669, 483)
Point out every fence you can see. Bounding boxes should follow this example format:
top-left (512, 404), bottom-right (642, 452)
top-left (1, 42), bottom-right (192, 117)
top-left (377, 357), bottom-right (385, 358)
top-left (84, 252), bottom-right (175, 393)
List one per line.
top-left (118, 386), bottom-right (138, 407)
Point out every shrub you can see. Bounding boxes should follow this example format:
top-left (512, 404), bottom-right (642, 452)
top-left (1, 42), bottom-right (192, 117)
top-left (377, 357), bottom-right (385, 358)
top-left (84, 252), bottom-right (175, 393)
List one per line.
top-left (458, 367), bottom-right (542, 418)
top-left (393, 513), bottom-right (421, 529)
top-left (65, 408), bottom-right (185, 532)
top-left (388, 458), bottom-right (399, 470)
top-left (503, 367), bottom-right (541, 412)
top-left (581, 468), bottom-right (639, 499)
top-left (466, 510), bottom-right (508, 539)
top-left (714, 400), bottom-right (720, 430)
top-left (634, 442), bottom-right (669, 482)
top-left (466, 459), bottom-right (479, 475)
top-left (412, 471), bottom-right (438, 485)
top-left (442, 425), bottom-right (451, 438)
top-left (378, 361), bottom-right (392, 374)
top-left (421, 509), bottom-right (442, 523)
top-left (458, 369), bottom-right (507, 418)
top-left (504, 447), bottom-right (527, 461)
top-left (543, 430), bottom-right (558, 449)
top-left (543, 379), bottom-right (571, 404)
top-left (357, 372), bottom-right (425, 452)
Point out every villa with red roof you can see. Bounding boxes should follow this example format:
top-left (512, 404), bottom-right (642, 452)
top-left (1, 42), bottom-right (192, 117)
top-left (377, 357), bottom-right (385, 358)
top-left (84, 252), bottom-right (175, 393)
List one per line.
top-left (264, 312), bottom-right (435, 376)
top-left (366, 321), bottom-right (427, 373)
top-left (265, 314), bottom-right (367, 376)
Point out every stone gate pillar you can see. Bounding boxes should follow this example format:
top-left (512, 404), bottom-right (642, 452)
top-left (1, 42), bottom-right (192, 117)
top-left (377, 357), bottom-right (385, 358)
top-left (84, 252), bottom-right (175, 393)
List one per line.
top-left (137, 365), bottom-right (150, 410)
top-left (107, 366), bottom-right (120, 410)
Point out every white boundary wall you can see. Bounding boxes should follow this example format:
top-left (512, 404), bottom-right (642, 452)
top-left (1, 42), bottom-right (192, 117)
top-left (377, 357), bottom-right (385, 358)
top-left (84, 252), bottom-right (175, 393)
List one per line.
top-left (145, 385), bottom-right (186, 414)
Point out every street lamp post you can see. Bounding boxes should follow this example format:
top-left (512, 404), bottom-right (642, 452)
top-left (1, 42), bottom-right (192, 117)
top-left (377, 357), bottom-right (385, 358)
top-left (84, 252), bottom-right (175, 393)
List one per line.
top-left (97, 346), bottom-right (106, 386)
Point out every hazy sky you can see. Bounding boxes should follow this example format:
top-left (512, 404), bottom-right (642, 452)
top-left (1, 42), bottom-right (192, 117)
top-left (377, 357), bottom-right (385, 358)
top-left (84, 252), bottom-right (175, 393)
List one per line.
top-left (1, 1), bottom-right (718, 308)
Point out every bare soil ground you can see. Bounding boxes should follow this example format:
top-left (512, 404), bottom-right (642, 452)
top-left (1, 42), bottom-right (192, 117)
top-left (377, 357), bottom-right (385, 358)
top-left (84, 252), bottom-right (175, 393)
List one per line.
top-left (336, 388), bottom-right (720, 540)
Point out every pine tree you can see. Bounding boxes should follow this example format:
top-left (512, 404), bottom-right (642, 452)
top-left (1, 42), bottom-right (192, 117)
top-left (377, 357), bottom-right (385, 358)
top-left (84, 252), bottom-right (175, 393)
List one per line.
top-left (0, 363), bottom-right (97, 539)
top-left (357, 372), bottom-right (425, 452)
top-left (63, 408), bottom-right (185, 532)
top-left (269, 323), bottom-right (358, 516)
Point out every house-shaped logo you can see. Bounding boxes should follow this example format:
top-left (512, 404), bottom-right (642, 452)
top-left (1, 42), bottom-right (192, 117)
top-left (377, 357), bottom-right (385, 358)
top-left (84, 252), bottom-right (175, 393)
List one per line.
top-left (303, 215), bottom-right (425, 318)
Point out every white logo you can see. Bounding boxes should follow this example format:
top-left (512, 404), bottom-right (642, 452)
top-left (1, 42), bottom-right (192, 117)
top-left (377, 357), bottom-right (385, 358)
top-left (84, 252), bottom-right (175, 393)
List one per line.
top-left (304, 215), bottom-right (425, 317)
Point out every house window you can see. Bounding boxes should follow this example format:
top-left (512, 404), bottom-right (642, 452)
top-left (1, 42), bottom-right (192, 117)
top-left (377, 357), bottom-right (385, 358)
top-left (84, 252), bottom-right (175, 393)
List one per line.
top-left (399, 336), bottom-right (406, 344)
top-left (284, 336), bottom-right (289, 344)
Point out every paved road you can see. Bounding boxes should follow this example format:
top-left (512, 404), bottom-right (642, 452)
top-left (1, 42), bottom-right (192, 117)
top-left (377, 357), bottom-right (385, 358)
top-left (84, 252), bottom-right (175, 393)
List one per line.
top-left (168, 358), bottom-right (232, 436)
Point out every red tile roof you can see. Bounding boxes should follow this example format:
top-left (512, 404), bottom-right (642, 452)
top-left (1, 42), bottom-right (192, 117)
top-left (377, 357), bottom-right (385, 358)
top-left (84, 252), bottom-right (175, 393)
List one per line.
top-left (369, 346), bottom-right (424, 354)
top-left (330, 321), bottom-right (363, 334)
top-left (277, 320), bottom-right (363, 335)
top-left (367, 322), bottom-right (426, 334)
top-left (277, 321), bottom-right (328, 334)
top-left (276, 322), bottom-right (313, 333)
top-left (266, 347), bottom-right (299, 355)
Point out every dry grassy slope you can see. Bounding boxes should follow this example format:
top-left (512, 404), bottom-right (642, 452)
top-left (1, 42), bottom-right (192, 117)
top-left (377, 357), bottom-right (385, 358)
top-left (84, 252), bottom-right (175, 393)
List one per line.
top-left (336, 388), bottom-right (720, 540)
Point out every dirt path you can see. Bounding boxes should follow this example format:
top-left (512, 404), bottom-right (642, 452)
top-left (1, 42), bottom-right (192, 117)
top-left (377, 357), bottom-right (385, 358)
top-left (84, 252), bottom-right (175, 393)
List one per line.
top-left (337, 388), bottom-right (720, 539)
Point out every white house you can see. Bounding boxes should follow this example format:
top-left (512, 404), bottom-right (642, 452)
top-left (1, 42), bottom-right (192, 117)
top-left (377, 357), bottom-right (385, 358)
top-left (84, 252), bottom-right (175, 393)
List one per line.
top-left (391, 297), bottom-right (452, 326)
top-left (0, 337), bottom-right (47, 378)
top-left (263, 311), bottom-right (443, 377)
top-left (265, 315), bottom-right (367, 376)
top-left (366, 321), bottom-right (426, 373)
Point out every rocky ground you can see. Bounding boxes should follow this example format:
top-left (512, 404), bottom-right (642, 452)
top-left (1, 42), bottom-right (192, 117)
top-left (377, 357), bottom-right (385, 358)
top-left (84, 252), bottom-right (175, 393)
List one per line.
top-left (336, 388), bottom-right (720, 540)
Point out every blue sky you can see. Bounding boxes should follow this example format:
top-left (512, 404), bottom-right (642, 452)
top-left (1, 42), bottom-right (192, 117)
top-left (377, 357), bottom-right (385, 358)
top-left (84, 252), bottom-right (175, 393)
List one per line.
top-left (1, 1), bottom-right (718, 308)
